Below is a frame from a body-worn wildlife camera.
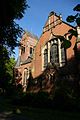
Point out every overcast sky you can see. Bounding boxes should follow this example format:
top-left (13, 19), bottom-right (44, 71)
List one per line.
top-left (14, 0), bottom-right (80, 59)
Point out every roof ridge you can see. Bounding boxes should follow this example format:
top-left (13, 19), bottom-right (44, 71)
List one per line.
top-left (24, 30), bottom-right (39, 40)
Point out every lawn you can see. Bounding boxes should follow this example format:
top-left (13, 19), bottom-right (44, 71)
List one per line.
top-left (0, 96), bottom-right (80, 120)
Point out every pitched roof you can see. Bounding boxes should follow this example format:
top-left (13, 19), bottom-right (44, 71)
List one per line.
top-left (21, 56), bottom-right (32, 65)
top-left (15, 56), bottom-right (21, 68)
top-left (23, 31), bottom-right (39, 40)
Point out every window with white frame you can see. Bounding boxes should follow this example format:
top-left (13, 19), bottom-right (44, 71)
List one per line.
top-left (23, 68), bottom-right (29, 86)
top-left (50, 41), bottom-right (59, 65)
top-left (42, 38), bottom-right (66, 70)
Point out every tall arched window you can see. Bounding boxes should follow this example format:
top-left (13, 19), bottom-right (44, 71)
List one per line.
top-left (42, 38), bottom-right (66, 70)
top-left (44, 49), bottom-right (48, 68)
top-left (61, 47), bottom-right (66, 65)
top-left (23, 68), bottom-right (29, 86)
top-left (50, 43), bottom-right (59, 65)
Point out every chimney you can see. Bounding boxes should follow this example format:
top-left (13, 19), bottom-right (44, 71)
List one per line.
top-left (48, 11), bottom-right (55, 29)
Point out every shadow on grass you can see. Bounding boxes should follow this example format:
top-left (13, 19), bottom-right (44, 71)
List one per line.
top-left (0, 95), bottom-right (80, 120)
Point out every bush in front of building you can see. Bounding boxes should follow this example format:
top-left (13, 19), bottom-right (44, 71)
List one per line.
top-left (11, 91), bottom-right (54, 108)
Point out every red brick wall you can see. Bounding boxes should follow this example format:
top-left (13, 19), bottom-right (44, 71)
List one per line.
top-left (15, 13), bottom-right (76, 84)
top-left (32, 14), bottom-right (76, 78)
top-left (20, 32), bottom-right (37, 62)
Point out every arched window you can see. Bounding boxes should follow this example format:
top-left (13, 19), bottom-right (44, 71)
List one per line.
top-left (50, 43), bottom-right (59, 65)
top-left (44, 49), bottom-right (48, 68)
top-left (23, 68), bottom-right (29, 86)
top-left (42, 38), bottom-right (66, 70)
top-left (61, 47), bottom-right (66, 65)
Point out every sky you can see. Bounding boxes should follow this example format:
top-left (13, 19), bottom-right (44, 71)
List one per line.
top-left (14, 0), bottom-right (80, 59)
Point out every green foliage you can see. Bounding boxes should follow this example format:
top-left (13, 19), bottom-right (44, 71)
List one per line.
top-left (66, 4), bottom-right (80, 42)
top-left (68, 29), bottom-right (77, 37)
top-left (73, 4), bottom-right (80, 11)
top-left (66, 15), bottom-right (76, 23)
top-left (60, 37), bottom-right (71, 49)
top-left (0, 46), bottom-right (9, 89)
top-left (66, 4), bottom-right (80, 99)
top-left (5, 57), bottom-right (15, 83)
top-left (66, 4), bottom-right (80, 26)
top-left (12, 91), bottom-right (52, 108)
top-left (0, 0), bottom-right (28, 92)
top-left (0, 0), bottom-right (27, 23)
top-left (0, 0), bottom-right (28, 51)
top-left (0, 56), bottom-right (16, 93)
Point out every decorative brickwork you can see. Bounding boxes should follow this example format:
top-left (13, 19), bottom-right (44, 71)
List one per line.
top-left (14, 11), bottom-right (76, 92)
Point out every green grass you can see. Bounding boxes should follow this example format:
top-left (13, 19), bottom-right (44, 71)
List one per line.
top-left (19, 107), bottom-right (80, 120)
top-left (0, 96), bottom-right (80, 120)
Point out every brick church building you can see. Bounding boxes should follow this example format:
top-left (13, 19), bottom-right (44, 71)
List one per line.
top-left (15, 11), bottom-right (79, 92)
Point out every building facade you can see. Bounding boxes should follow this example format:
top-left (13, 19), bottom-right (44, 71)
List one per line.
top-left (31, 11), bottom-right (76, 78)
top-left (15, 11), bottom-right (77, 91)
top-left (15, 31), bottom-right (38, 91)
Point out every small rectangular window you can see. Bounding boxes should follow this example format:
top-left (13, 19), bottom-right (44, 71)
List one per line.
top-left (30, 47), bottom-right (33, 54)
top-left (21, 46), bottom-right (25, 54)
top-left (30, 47), bottom-right (34, 57)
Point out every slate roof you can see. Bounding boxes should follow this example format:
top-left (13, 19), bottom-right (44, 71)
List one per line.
top-left (15, 56), bottom-right (21, 68)
top-left (21, 56), bottom-right (32, 65)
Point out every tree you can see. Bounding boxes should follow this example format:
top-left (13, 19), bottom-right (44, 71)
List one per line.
top-left (66, 4), bottom-right (80, 98)
top-left (67, 4), bottom-right (80, 25)
top-left (0, 0), bottom-right (28, 51)
top-left (66, 4), bottom-right (80, 40)
top-left (0, 57), bottom-right (16, 93)
top-left (0, 0), bottom-right (28, 92)
top-left (55, 4), bottom-right (80, 50)
top-left (53, 5), bottom-right (80, 109)
top-left (5, 57), bottom-right (16, 84)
